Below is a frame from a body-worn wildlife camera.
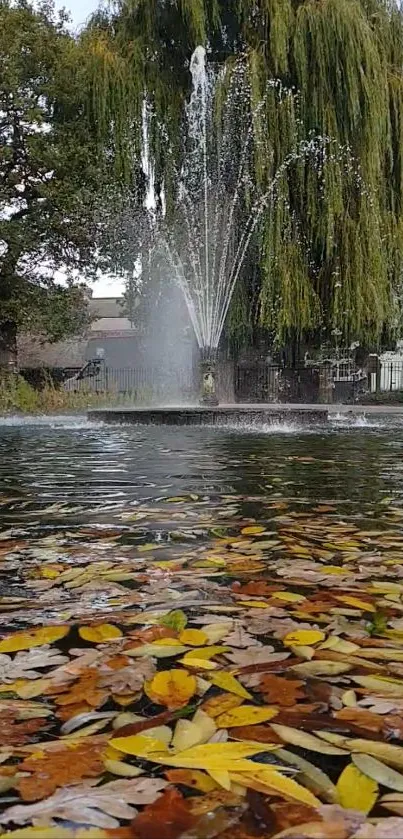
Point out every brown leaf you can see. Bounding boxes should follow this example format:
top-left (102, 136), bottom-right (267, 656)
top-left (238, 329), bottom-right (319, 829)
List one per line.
top-left (0, 710), bottom-right (47, 746)
top-left (259, 674), bottom-right (306, 707)
top-left (233, 582), bottom-right (285, 597)
top-left (131, 788), bottom-right (196, 839)
top-left (231, 724), bottom-right (283, 744)
top-left (270, 801), bottom-right (322, 833)
top-left (335, 708), bottom-right (383, 734)
top-left (18, 742), bottom-right (105, 801)
top-left (46, 669), bottom-right (109, 709)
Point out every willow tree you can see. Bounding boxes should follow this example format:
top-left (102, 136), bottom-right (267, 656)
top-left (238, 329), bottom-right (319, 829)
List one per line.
top-left (84, 0), bottom-right (403, 353)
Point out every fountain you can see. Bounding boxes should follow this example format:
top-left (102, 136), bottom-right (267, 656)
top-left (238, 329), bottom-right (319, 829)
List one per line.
top-left (89, 47), bottom-right (344, 424)
top-left (161, 47), bottom-right (323, 405)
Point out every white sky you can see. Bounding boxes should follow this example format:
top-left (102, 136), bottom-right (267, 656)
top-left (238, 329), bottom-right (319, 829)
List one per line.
top-left (56, 0), bottom-right (126, 298)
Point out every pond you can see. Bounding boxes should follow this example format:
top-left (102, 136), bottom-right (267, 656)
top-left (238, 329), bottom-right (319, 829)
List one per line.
top-left (1, 415), bottom-right (403, 837)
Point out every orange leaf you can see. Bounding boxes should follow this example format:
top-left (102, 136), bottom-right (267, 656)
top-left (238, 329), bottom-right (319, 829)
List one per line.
top-left (46, 669), bottom-right (108, 709)
top-left (334, 707), bottom-right (383, 733)
top-left (230, 724), bottom-right (283, 744)
top-left (201, 693), bottom-right (244, 718)
top-left (18, 742), bottom-right (104, 801)
top-left (258, 674), bottom-right (306, 707)
top-left (144, 669), bottom-right (197, 709)
top-left (131, 788), bottom-right (196, 839)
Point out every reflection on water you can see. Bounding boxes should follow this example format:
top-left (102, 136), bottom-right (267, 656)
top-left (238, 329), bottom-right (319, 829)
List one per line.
top-left (1, 414), bottom-right (403, 520)
top-left (2, 415), bottom-right (403, 833)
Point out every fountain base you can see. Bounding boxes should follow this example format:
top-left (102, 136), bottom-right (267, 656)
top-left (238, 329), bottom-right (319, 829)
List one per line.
top-left (200, 353), bottom-right (219, 406)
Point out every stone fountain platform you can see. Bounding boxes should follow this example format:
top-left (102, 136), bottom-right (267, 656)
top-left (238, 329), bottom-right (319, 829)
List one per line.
top-left (88, 404), bottom-right (329, 426)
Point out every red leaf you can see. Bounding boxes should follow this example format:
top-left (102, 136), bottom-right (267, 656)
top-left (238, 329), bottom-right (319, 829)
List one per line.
top-left (131, 789), bottom-right (196, 839)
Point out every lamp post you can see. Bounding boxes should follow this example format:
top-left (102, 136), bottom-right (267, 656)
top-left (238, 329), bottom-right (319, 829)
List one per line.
top-left (200, 348), bottom-right (219, 405)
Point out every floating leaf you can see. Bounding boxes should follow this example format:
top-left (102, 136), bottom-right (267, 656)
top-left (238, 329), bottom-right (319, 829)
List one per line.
top-left (164, 769), bottom-right (218, 793)
top-left (130, 787), bottom-right (196, 839)
top-left (271, 724), bottom-right (348, 755)
top-left (215, 705), bottom-right (278, 728)
top-left (0, 778), bottom-right (168, 829)
top-left (160, 611), bottom-right (187, 632)
top-left (17, 743), bottom-right (104, 801)
top-left (178, 629), bottom-right (208, 646)
top-left (208, 672), bottom-right (252, 699)
top-left (352, 754), bottom-right (403, 792)
top-left (336, 763), bottom-right (378, 813)
top-left (144, 669), bottom-right (197, 709)
top-left (171, 711), bottom-right (216, 752)
top-left (241, 526), bottom-right (266, 535)
top-left (284, 630), bottom-right (325, 647)
top-left (259, 675), bottom-right (305, 707)
top-left (230, 766), bottom-right (321, 808)
top-left (0, 626), bottom-right (69, 653)
top-left (78, 624), bottom-right (122, 643)
top-left (201, 693), bottom-right (244, 718)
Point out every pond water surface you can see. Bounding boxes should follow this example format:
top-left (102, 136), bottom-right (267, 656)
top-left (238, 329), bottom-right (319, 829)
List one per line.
top-left (1, 415), bottom-right (403, 836)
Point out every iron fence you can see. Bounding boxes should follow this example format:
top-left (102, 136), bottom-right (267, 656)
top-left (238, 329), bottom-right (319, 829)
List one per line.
top-left (48, 358), bottom-right (403, 404)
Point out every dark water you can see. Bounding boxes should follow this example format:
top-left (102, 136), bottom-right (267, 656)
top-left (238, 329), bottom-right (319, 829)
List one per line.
top-left (0, 414), bottom-right (403, 519)
top-left (0, 412), bottom-right (402, 627)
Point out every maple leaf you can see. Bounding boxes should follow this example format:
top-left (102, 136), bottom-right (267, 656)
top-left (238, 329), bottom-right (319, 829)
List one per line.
top-left (224, 624), bottom-right (263, 649)
top-left (17, 742), bottom-right (105, 801)
top-left (258, 674), bottom-right (306, 707)
top-left (131, 787), bottom-right (196, 839)
top-left (1, 778), bottom-right (168, 829)
top-left (99, 659), bottom-right (156, 695)
top-left (0, 710), bottom-right (48, 745)
top-left (45, 669), bottom-right (109, 709)
top-left (225, 646), bottom-right (290, 668)
top-left (0, 647), bottom-right (68, 682)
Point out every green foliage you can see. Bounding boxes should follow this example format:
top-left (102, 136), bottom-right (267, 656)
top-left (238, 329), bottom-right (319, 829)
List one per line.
top-left (84, 0), bottom-right (403, 350)
top-left (0, 0), bottom-right (108, 352)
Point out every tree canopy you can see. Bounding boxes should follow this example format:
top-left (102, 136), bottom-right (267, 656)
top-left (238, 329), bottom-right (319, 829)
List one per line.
top-left (85, 0), bottom-right (403, 351)
top-left (0, 0), bottom-right (109, 357)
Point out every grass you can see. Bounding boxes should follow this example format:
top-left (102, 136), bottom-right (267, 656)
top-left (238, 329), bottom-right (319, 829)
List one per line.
top-left (0, 372), bottom-right (142, 414)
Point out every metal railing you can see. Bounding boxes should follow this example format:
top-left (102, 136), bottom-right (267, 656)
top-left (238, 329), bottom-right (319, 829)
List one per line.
top-left (25, 357), bottom-right (403, 404)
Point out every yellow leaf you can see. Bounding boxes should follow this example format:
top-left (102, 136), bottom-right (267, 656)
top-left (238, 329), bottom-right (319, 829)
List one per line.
top-left (179, 629), bottom-right (208, 646)
top-left (78, 623), bottom-right (122, 643)
top-left (151, 638), bottom-right (185, 647)
top-left (164, 769), bottom-right (218, 793)
top-left (183, 646), bottom-right (228, 661)
top-left (284, 630), bottom-right (325, 647)
top-left (208, 672), bottom-right (252, 699)
top-left (241, 526), bottom-right (266, 535)
top-left (14, 678), bottom-right (53, 699)
top-left (180, 657), bottom-right (218, 670)
top-left (216, 705), bottom-right (278, 728)
top-left (157, 742), bottom-right (268, 770)
top-left (201, 693), bottom-right (244, 718)
top-left (231, 767), bottom-right (321, 808)
top-left (321, 566), bottom-right (347, 575)
top-left (337, 763), bottom-right (378, 813)
top-left (109, 733), bottom-right (169, 758)
top-left (270, 592), bottom-right (306, 603)
top-left (172, 712), bottom-right (216, 752)
top-left (0, 625), bottom-right (69, 653)
top-left (207, 769), bottom-right (231, 789)
top-left (334, 596), bottom-right (376, 613)
top-left (144, 669), bottom-right (197, 709)
top-left (239, 601), bottom-right (272, 608)
top-left (104, 759), bottom-right (144, 777)
top-left (352, 754), bottom-right (403, 793)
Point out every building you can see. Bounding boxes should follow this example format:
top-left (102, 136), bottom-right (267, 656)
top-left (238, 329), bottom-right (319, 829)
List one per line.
top-left (17, 297), bottom-right (139, 372)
